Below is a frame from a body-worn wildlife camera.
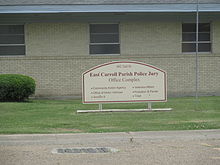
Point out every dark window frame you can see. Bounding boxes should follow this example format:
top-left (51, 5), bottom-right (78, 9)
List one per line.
top-left (182, 23), bottom-right (211, 53)
top-left (89, 23), bottom-right (120, 55)
top-left (0, 24), bottom-right (25, 56)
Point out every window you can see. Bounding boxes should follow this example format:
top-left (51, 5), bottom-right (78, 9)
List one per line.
top-left (182, 23), bottom-right (211, 53)
top-left (0, 25), bottom-right (25, 56)
top-left (89, 24), bottom-right (120, 55)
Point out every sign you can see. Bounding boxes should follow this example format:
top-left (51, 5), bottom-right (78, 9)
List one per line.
top-left (82, 61), bottom-right (167, 104)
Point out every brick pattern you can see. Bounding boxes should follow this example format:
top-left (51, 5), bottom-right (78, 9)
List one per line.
top-left (120, 22), bottom-right (181, 55)
top-left (0, 56), bottom-right (219, 97)
top-left (212, 21), bottom-right (220, 54)
top-left (26, 23), bottom-right (88, 57)
top-left (0, 22), bottom-right (220, 97)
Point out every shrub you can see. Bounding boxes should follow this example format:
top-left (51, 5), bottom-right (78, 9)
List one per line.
top-left (0, 74), bottom-right (36, 101)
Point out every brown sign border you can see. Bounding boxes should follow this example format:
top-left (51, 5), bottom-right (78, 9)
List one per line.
top-left (82, 61), bottom-right (167, 104)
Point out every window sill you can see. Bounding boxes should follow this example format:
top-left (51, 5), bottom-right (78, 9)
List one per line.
top-left (0, 55), bottom-right (26, 57)
top-left (182, 52), bottom-right (212, 54)
top-left (90, 54), bottom-right (120, 56)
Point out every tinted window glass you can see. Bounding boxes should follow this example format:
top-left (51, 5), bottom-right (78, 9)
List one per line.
top-left (90, 44), bottom-right (120, 54)
top-left (0, 46), bottom-right (25, 55)
top-left (199, 33), bottom-right (210, 41)
top-left (199, 23), bottom-right (210, 32)
top-left (90, 24), bottom-right (120, 55)
top-left (0, 25), bottom-right (25, 55)
top-left (182, 24), bottom-right (196, 32)
top-left (199, 43), bottom-right (211, 52)
top-left (90, 24), bottom-right (119, 33)
top-left (182, 33), bottom-right (210, 42)
top-left (182, 33), bottom-right (196, 41)
top-left (182, 23), bottom-right (210, 32)
top-left (182, 23), bottom-right (211, 53)
top-left (0, 35), bottom-right (24, 44)
top-left (0, 25), bottom-right (24, 34)
top-left (90, 34), bottom-right (119, 43)
top-left (182, 43), bottom-right (196, 52)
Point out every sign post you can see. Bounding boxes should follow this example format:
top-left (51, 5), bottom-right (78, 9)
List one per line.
top-left (77, 61), bottom-right (171, 113)
top-left (148, 102), bottom-right (152, 111)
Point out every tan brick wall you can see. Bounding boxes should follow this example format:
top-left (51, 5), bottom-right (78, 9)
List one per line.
top-left (120, 22), bottom-right (181, 55)
top-left (0, 55), bottom-right (219, 97)
top-left (25, 23), bottom-right (89, 57)
top-left (212, 21), bottom-right (220, 54)
top-left (25, 22), bottom-right (181, 57)
top-left (0, 22), bottom-right (220, 98)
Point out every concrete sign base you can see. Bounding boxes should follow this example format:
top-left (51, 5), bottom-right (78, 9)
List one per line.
top-left (77, 108), bottom-right (172, 113)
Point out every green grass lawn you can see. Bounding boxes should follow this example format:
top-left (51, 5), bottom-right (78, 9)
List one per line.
top-left (0, 96), bottom-right (219, 134)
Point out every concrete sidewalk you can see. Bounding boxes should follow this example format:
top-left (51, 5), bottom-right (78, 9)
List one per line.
top-left (0, 130), bottom-right (220, 165)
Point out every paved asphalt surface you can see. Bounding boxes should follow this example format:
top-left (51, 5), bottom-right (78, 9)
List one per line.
top-left (0, 129), bottom-right (220, 165)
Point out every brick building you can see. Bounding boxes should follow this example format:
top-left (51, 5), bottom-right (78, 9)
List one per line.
top-left (0, 0), bottom-right (219, 98)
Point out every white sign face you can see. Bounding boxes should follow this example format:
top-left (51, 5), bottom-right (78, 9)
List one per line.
top-left (82, 61), bottom-right (167, 103)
